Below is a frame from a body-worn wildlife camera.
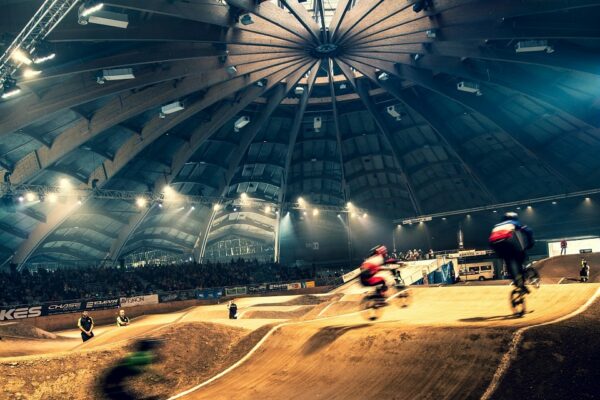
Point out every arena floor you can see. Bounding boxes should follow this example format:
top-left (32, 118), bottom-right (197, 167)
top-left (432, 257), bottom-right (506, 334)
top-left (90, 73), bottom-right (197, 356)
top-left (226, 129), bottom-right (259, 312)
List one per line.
top-left (1, 264), bottom-right (598, 399)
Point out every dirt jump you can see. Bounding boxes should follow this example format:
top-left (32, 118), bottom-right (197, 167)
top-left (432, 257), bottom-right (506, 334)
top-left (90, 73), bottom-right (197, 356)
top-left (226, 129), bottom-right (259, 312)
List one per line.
top-left (0, 255), bottom-right (598, 400)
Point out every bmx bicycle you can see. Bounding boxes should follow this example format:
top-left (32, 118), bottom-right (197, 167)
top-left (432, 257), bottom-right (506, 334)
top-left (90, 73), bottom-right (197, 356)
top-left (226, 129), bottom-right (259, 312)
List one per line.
top-left (510, 264), bottom-right (540, 317)
top-left (360, 265), bottom-right (411, 321)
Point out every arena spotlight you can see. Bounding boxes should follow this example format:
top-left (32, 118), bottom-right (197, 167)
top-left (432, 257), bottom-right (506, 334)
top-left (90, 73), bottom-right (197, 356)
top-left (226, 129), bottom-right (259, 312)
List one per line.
top-left (313, 208), bottom-right (319, 216)
top-left (226, 65), bottom-right (238, 75)
top-left (457, 81), bottom-right (482, 96)
top-left (25, 192), bottom-right (35, 202)
top-left (240, 193), bottom-right (248, 200)
top-left (23, 68), bottom-right (42, 78)
top-left (234, 116), bottom-right (250, 132)
top-left (363, 213), bottom-right (368, 218)
top-left (265, 205), bottom-right (271, 213)
top-left (136, 197), bottom-right (147, 208)
top-left (47, 193), bottom-right (57, 203)
top-left (34, 52), bottom-right (56, 64)
top-left (158, 201), bottom-right (163, 208)
top-left (377, 71), bottom-right (389, 81)
top-left (1, 79), bottom-right (21, 99)
top-left (77, 197), bottom-right (83, 205)
top-left (351, 212), bottom-right (356, 218)
top-left (10, 48), bottom-right (32, 65)
top-left (18, 195), bottom-right (24, 203)
top-left (552, 201), bottom-right (557, 205)
top-left (313, 117), bottom-right (322, 132)
top-left (213, 204), bottom-right (220, 211)
top-left (515, 40), bottom-right (554, 54)
top-left (59, 178), bottom-right (71, 189)
top-left (159, 101), bottom-right (184, 118)
top-left (337, 214), bottom-right (341, 218)
top-left (80, 1), bottom-right (104, 17)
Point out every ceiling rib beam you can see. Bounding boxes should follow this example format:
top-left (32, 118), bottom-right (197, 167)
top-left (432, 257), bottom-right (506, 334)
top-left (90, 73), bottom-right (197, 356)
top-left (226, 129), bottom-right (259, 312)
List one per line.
top-left (109, 62), bottom-right (313, 263)
top-left (327, 0), bottom-right (353, 39)
top-left (280, 0), bottom-right (321, 44)
top-left (346, 50), bottom-right (600, 128)
top-left (339, 59), bottom-right (500, 203)
top-left (327, 59), bottom-right (350, 205)
top-left (340, 55), bottom-right (580, 192)
top-left (5, 55), bottom-right (307, 185)
top-left (280, 60), bottom-right (321, 205)
top-left (333, 0), bottom-right (384, 43)
top-left (349, 74), bottom-right (422, 215)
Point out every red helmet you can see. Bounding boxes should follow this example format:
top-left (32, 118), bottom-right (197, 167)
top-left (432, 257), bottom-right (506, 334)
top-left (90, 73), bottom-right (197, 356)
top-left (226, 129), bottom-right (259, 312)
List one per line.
top-left (370, 245), bottom-right (388, 257)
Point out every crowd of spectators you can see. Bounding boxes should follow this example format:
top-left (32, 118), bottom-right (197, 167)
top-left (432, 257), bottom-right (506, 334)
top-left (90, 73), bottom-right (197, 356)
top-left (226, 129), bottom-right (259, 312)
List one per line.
top-left (392, 249), bottom-right (435, 261)
top-left (0, 259), bottom-right (312, 306)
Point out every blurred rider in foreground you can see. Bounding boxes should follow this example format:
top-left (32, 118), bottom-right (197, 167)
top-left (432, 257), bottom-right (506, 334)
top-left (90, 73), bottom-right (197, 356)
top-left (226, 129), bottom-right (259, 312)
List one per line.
top-left (489, 212), bottom-right (535, 293)
top-left (360, 245), bottom-right (402, 299)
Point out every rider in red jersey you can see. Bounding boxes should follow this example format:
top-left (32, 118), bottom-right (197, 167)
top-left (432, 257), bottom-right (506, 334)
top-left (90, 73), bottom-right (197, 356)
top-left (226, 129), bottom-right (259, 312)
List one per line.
top-left (360, 245), bottom-right (402, 298)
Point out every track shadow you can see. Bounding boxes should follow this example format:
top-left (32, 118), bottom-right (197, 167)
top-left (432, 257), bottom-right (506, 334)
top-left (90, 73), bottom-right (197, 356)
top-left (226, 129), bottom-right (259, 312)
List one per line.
top-left (459, 311), bottom-right (534, 323)
top-left (302, 324), bottom-right (371, 355)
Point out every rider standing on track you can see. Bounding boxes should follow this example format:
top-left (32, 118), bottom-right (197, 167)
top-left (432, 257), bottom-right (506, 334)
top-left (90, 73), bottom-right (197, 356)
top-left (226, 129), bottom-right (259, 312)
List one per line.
top-left (489, 212), bottom-right (535, 293)
top-left (360, 245), bottom-right (401, 298)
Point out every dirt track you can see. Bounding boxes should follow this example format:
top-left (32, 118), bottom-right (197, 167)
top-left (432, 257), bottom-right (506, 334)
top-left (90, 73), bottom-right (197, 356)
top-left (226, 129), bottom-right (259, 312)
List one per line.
top-left (536, 252), bottom-right (600, 283)
top-left (0, 263), bottom-right (598, 400)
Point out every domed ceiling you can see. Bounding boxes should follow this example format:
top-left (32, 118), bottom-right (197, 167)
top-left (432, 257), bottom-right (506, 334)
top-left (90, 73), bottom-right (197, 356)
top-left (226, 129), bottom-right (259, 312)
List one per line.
top-left (0, 0), bottom-right (599, 266)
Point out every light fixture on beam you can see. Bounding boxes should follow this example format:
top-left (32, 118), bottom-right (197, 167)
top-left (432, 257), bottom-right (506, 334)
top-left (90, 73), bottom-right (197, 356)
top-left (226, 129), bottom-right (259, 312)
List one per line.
top-left (386, 105), bottom-right (402, 121)
top-left (313, 116), bottom-right (322, 132)
top-left (377, 71), bottom-right (389, 81)
top-left (159, 101), bottom-right (185, 118)
top-left (80, 7), bottom-right (129, 29)
top-left (294, 86), bottom-right (305, 96)
top-left (234, 116), bottom-right (250, 132)
top-left (457, 81), bottom-right (482, 96)
top-left (226, 65), bottom-right (238, 75)
top-left (425, 29), bottom-right (437, 38)
top-left (515, 40), bottom-right (554, 54)
top-left (96, 68), bottom-right (135, 84)
top-left (339, 83), bottom-right (347, 90)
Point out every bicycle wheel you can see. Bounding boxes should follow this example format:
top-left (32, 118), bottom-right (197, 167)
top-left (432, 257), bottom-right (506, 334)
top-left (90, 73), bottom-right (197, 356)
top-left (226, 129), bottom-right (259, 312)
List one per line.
top-left (510, 287), bottom-right (526, 317)
top-left (360, 296), bottom-right (384, 321)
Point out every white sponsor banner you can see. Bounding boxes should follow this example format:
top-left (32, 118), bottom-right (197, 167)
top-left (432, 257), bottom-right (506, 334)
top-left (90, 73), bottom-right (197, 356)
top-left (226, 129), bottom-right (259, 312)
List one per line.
top-left (342, 268), bottom-right (361, 283)
top-left (0, 306), bottom-right (42, 321)
top-left (287, 282), bottom-right (301, 290)
top-left (225, 287), bottom-right (247, 296)
top-left (448, 249), bottom-right (489, 258)
top-left (119, 294), bottom-right (159, 308)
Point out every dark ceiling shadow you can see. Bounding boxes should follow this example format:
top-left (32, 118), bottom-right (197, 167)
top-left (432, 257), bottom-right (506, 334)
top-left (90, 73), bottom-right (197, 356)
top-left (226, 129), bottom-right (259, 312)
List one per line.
top-left (459, 311), bottom-right (534, 323)
top-left (302, 324), bottom-right (371, 355)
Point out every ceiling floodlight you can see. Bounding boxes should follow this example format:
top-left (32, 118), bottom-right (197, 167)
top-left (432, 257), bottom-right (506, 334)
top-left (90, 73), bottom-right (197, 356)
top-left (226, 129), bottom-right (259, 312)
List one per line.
top-left (313, 208), bottom-right (319, 216)
top-left (339, 83), bottom-right (347, 90)
top-left (159, 101), bottom-right (184, 118)
top-left (97, 68), bottom-right (134, 84)
top-left (1, 79), bottom-right (21, 99)
top-left (386, 105), bottom-right (402, 121)
top-left (10, 48), bottom-right (32, 65)
top-left (457, 81), bottom-right (482, 96)
top-left (25, 192), bottom-right (35, 202)
top-left (213, 204), bottom-right (221, 211)
top-left (23, 68), bottom-right (42, 78)
top-left (377, 71), bottom-right (389, 81)
top-left (136, 197), bottom-right (147, 207)
top-left (426, 29), bottom-right (437, 38)
top-left (87, 10), bottom-right (129, 28)
top-left (47, 193), bottom-right (58, 203)
top-left (234, 116), bottom-right (250, 132)
top-left (313, 116), bottom-right (322, 132)
top-left (33, 52), bottom-right (56, 64)
top-left (515, 40), bottom-right (554, 54)
top-left (294, 86), bottom-right (305, 96)
top-left (226, 65), bottom-right (238, 75)
top-left (79, 1), bottom-right (104, 18)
